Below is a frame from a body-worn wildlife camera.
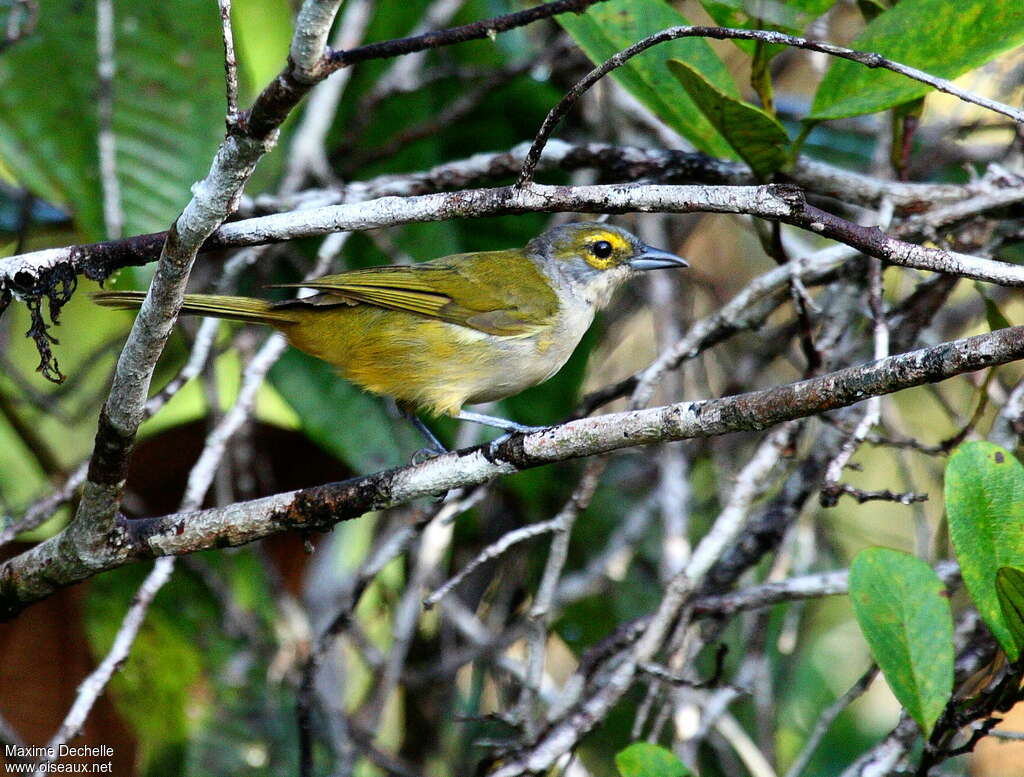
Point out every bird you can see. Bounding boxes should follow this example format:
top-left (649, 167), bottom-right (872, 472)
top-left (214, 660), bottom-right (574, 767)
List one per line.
top-left (93, 222), bottom-right (687, 451)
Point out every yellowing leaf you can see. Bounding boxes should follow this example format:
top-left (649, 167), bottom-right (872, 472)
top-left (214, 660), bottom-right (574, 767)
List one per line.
top-left (811, 0), bottom-right (1024, 119)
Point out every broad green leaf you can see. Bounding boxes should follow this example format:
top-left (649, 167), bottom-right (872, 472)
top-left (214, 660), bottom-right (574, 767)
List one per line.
top-left (849, 548), bottom-right (954, 736)
top-left (946, 442), bottom-right (1024, 659)
top-left (616, 742), bottom-right (690, 777)
top-left (810, 0), bottom-right (1024, 120)
top-left (268, 348), bottom-right (415, 473)
top-left (666, 59), bottom-right (790, 179)
top-left (0, 2), bottom-right (226, 239)
top-left (559, 0), bottom-right (736, 158)
top-left (996, 566), bottom-right (1024, 656)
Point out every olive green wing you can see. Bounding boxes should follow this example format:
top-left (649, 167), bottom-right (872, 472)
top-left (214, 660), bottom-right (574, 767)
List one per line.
top-left (273, 250), bottom-right (560, 337)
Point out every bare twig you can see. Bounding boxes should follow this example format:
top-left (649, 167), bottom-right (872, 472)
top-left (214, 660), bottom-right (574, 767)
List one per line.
top-left (824, 484), bottom-right (929, 505)
top-left (6, 144), bottom-right (1021, 294)
top-left (821, 204), bottom-right (893, 506)
top-left (491, 426), bottom-right (799, 777)
top-left (519, 459), bottom-right (605, 736)
top-left (280, 0), bottom-right (374, 193)
top-left (424, 518), bottom-right (561, 608)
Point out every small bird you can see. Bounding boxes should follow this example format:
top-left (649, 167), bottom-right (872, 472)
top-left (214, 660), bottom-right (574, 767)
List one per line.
top-left (94, 222), bottom-right (686, 449)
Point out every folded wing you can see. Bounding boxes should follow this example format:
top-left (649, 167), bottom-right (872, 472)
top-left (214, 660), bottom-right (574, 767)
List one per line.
top-left (272, 250), bottom-right (559, 337)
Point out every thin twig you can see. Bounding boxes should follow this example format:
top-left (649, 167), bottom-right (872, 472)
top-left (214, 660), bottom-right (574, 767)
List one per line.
top-left (783, 666), bottom-right (880, 777)
top-left (218, 0), bottom-right (239, 124)
top-left (325, 0), bottom-right (604, 70)
top-left (424, 517), bottom-right (560, 608)
top-left (31, 557), bottom-right (175, 776)
top-left (516, 26), bottom-right (1024, 186)
top-left (492, 425), bottom-right (800, 777)
top-left (519, 459), bottom-right (606, 736)
top-left (821, 203), bottom-right (894, 506)
top-left (280, 0), bottom-right (374, 194)
top-left (7, 146), bottom-right (1022, 297)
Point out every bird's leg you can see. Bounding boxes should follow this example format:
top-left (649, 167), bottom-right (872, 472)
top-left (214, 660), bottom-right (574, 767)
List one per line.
top-left (455, 410), bottom-right (548, 435)
top-left (396, 401), bottom-right (448, 460)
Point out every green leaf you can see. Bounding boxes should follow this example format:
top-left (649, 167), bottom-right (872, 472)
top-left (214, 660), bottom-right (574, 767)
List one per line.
top-left (615, 742), bottom-right (690, 777)
top-left (849, 548), bottom-right (954, 736)
top-left (666, 59), bottom-right (790, 179)
top-left (699, 0), bottom-right (838, 54)
top-left (0, 2), bottom-right (226, 239)
top-left (856, 0), bottom-right (891, 23)
top-left (559, 0), bottom-right (737, 158)
top-left (810, 0), bottom-right (1024, 120)
top-left (946, 442), bottom-right (1024, 659)
top-left (996, 566), bottom-right (1024, 657)
top-left (268, 348), bottom-right (416, 473)
top-left (702, 0), bottom-right (837, 30)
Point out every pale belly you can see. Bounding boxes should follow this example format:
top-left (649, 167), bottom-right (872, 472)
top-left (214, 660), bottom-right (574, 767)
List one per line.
top-left (462, 299), bottom-right (594, 405)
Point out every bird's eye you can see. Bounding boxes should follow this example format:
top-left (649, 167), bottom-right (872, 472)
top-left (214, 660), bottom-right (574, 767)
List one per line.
top-left (591, 240), bottom-right (613, 259)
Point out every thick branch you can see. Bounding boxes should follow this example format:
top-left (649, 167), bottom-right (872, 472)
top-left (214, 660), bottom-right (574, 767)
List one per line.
top-left (1, 326), bottom-right (1021, 617)
top-left (56, 0), bottom-right (345, 621)
top-left (4, 144), bottom-right (1017, 292)
top-left (4, 181), bottom-right (1023, 299)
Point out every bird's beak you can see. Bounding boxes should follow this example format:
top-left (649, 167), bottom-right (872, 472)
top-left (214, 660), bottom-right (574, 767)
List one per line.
top-left (629, 245), bottom-right (689, 271)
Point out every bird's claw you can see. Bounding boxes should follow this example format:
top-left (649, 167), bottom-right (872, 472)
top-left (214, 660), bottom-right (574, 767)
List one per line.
top-left (410, 446), bottom-right (445, 465)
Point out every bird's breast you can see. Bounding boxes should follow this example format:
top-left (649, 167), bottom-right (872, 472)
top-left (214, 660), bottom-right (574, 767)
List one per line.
top-left (462, 298), bottom-right (595, 405)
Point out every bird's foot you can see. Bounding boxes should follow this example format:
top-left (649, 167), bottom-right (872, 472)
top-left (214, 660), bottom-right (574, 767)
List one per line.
top-left (455, 410), bottom-right (548, 435)
top-left (410, 445), bottom-right (446, 466)
top-left (397, 402), bottom-right (449, 457)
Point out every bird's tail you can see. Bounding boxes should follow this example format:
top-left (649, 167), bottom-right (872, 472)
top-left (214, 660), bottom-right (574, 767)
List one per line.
top-left (92, 291), bottom-right (299, 326)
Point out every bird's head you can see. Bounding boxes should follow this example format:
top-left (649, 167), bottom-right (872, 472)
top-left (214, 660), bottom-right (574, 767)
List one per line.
top-left (528, 222), bottom-right (688, 308)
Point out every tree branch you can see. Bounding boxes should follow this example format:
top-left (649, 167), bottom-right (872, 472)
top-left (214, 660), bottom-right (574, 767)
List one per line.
top-left (1, 326), bottom-right (1022, 617)
top-left (4, 143), bottom-right (1018, 298)
top-left (324, 0), bottom-right (605, 70)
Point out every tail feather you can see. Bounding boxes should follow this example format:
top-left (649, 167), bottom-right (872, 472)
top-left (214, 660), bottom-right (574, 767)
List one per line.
top-left (92, 291), bottom-right (299, 326)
